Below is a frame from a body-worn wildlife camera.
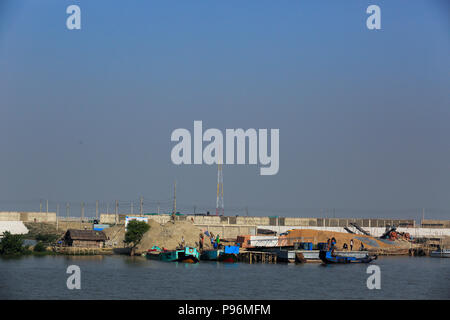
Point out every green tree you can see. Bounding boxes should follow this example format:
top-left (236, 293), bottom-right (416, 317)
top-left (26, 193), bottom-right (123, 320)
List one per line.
top-left (0, 231), bottom-right (26, 255)
top-left (33, 241), bottom-right (47, 252)
top-left (124, 220), bottom-right (150, 255)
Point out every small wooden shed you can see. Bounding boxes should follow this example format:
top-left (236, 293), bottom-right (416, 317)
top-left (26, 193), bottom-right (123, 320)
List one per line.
top-left (63, 229), bottom-right (107, 248)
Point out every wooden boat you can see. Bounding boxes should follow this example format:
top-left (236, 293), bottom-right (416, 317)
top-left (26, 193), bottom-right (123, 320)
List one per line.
top-left (430, 249), bottom-right (450, 258)
top-left (319, 250), bottom-right (377, 264)
top-left (146, 246), bottom-right (200, 263)
top-left (200, 249), bottom-right (221, 261)
top-left (275, 249), bottom-right (369, 263)
top-left (200, 245), bottom-right (239, 262)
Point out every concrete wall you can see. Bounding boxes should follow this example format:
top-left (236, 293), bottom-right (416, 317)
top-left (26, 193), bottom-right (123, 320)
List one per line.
top-left (0, 211), bottom-right (56, 223)
top-left (96, 213), bottom-right (449, 239)
top-left (57, 221), bottom-right (93, 232)
top-left (195, 225), bottom-right (256, 239)
top-left (421, 219), bottom-right (450, 228)
top-left (259, 225), bottom-right (450, 238)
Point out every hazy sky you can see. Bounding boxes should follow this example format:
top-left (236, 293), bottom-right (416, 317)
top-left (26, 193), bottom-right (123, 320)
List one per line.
top-left (0, 1), bottom-right (449, 219)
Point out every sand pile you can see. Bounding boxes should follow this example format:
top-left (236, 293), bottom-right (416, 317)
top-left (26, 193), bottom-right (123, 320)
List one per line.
top-left (136, 219), bottom-right (212, 253)
top-left (103, 225), bottom-right (126, 246)
top-left (284, 229), bottom-right (410, 251)
top-left (104, 219), bottom-right (212, 253)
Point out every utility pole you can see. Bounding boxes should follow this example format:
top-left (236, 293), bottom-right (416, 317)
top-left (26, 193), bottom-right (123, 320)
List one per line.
top-left (46, 199), bottom-right (48, 213)
top-left (157, 201), bottom-right (160, 214)
top-left (216, 148), bottom-right (224, 216)
top-left (131, 201), bottom-right (134, 215)
top-left (80, 202), bottom-right (84, 229)
top-left (40, 199), bottom-right (42, 212)
top-left (115, 200), bottom-right (118, 224)
top-left (194, 205), bottom-right (196, 215)
top-left (173, 181), bottom-right (177, 214)
top-left (66, 202), bottom-right (70, 219)
top-left (422, 208), bottom-right (425, 226)
top-left (96, 200), bottom-right (99, 220)
top-left (140, 196), bottom-right (143, 215)
top-left (56, 204), bottom-right (59, 231)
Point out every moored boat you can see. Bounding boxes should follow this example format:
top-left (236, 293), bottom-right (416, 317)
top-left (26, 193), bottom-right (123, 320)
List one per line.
top-left (218, 245), bottom-right (239, 262)
top-left (319, 250), bottom-right (377, 264)
top-left (200, 245), bottom-right (239, 262)
top-left (430, 249), bottom-right (450, 258)
top-left (146, 246), bottom-right (200, 263)
top-left (274, 249), bottom-right (369, 263)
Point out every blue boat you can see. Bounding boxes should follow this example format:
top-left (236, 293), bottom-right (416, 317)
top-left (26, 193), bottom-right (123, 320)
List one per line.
top-left (200, 245), bottom-right (240, 262)
top-left (319, 249), bottom-right (377, 264)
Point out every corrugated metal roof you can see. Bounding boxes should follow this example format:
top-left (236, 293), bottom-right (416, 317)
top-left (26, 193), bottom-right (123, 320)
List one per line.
top-left (65, 229), bottom-right (107, 241)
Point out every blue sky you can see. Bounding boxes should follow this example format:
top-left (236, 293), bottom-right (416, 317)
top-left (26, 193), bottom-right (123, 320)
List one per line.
top-left (0, 1), bottom-right (449, 219)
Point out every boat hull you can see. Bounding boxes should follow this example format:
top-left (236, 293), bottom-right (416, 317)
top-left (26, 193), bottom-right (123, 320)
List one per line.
top-left (200, 249), bottom-right (221, 261)
top-left (146, 247), bottom-right (200, 263)
top-left (430, 250), bottom-right (450, 258)
top-left (200, 246), bottom-right (239, 263)
top-left (217, 253), bottom-right (238, 263)
top-left (274, 249), bottom-right (369, 263)
top-left (319, 250), bottom-right (377, 264)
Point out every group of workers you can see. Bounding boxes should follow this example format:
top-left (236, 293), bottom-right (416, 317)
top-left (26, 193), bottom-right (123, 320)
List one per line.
top-left (198, 232), bottom-right (221, 251)
top-left (328, 238), bottom-right (366, 251)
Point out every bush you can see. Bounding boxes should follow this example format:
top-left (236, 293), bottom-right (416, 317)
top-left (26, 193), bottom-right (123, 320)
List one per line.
top-left (35, 233), bottom-right (59, 245)
top-left (33, 241), bottom-right (47, 252)
top-left (0, 231), bottom-right (26, 255)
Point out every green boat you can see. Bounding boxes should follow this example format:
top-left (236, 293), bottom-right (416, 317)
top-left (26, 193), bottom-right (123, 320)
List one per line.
top-left (146, 246), bottom-right (200, 263)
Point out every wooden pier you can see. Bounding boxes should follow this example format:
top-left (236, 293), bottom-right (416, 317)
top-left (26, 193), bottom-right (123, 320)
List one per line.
top-left (237, 251), bottom-right (277, 264)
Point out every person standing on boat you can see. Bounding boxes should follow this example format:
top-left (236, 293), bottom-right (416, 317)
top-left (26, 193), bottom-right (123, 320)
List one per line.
top-left (216, 234), bottom-right (221, 248)
top-left (350, 239), bottom-right (354, 251)
top-left (331, 237), bottom-right (336, 249)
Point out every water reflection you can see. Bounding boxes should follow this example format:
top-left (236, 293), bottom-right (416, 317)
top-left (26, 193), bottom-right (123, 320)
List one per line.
top-left (63, 255), bottom-right (105, 262)
top-left (174, 262), bottom-right (199, 269)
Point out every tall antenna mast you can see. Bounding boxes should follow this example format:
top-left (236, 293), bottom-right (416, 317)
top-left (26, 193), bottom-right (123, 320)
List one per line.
top-left (216, 145), bottom-right (224, 216)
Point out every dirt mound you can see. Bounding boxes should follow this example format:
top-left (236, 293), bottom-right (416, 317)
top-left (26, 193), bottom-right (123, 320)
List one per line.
top-left (103, 225), bottom-right (126, 247)
top-left (103, 219), bottom-right (212, 253)
top-left (136, 220), bottom-right (212, 253)
top-left (284, 229), bottom-right (410, 251)
top-left (23, 222), bottom-right (62, 239)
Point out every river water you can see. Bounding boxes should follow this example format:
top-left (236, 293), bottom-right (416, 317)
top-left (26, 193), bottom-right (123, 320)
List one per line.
top-left (0, 255), bottom-right (448, 299)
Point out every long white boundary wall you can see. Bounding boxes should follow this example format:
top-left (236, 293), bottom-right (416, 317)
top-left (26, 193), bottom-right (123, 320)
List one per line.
top-left (258, 226), bottom-right (450, 238)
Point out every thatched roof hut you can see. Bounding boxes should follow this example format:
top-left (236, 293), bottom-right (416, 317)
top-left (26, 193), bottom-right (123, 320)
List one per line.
top-left (63, 229), bottom-right (107, 248)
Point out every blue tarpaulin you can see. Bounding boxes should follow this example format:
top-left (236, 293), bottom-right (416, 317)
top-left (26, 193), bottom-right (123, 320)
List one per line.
top-left (224, 245), bottom-right (239, 254)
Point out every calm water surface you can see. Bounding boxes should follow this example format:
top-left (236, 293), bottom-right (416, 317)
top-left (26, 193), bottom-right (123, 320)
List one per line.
top-left (0, 255), bottom-right (449, 299)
